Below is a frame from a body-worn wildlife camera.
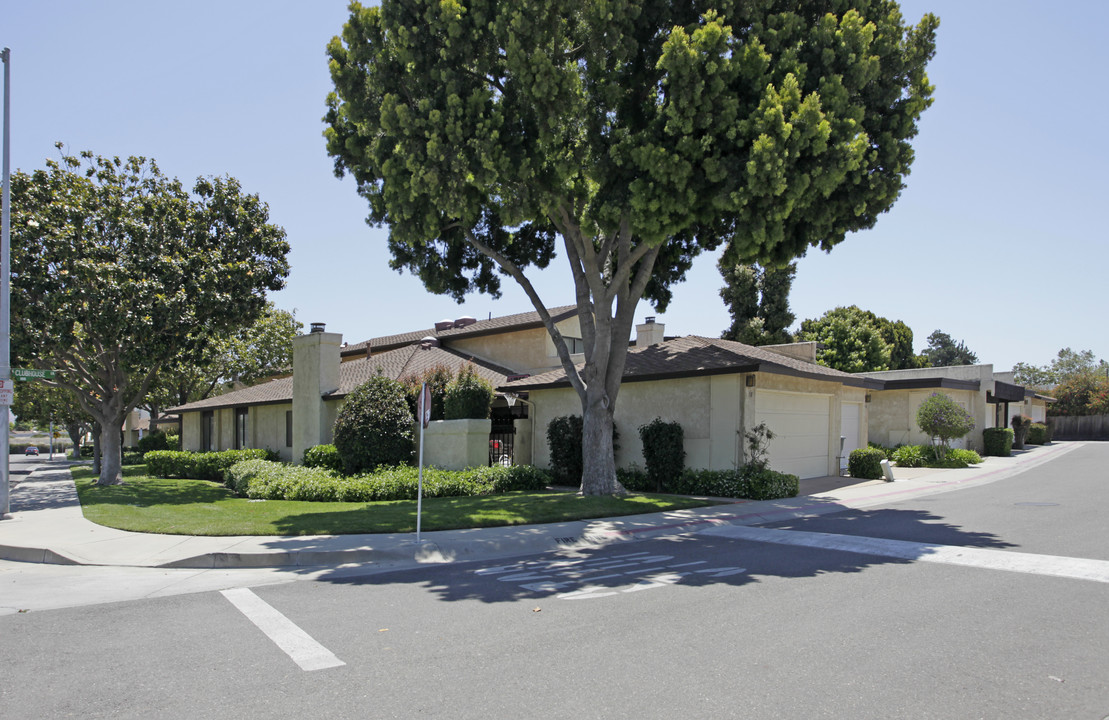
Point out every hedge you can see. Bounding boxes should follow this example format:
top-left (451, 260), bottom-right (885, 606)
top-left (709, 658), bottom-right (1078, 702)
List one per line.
top-left (145, 449), bottom-right (275, 481)
top-left (303, 444), bottom-right (344, 474)
top-left (1026, 423), bottom-right (1049, 445)
top-left (616, 465), bottom-right (799, 500)
top-left (848, 447), bottom-right (885, 480)
top-left (982, 427), bottom-right (1014, 457)
top-left (224, 460), bottom-right (552, 502)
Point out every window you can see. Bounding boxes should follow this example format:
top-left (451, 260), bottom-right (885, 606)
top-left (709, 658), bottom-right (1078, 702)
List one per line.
top-left (235, 408), bottom-right (249, 450)
top-left (565, 337), bottom-right (585, 354)
top-left (201, 411), bottom-right (214, 452)
top-left (286, 410), bottom-right (293, 448)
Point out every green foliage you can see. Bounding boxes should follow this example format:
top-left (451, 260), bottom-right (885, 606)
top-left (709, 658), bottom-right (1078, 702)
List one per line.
top-left (938, 448), bottom-right (983, 468)
top-left (637, 418), bottom-right (685, 492)
top-left (892, 444), bottom-right (981, 468)
top-left (890, 444), bottom-right (926, 467)
top-left (719, 261), bottom-right (795, 345)
top-left (442, 364), bottom-right (495, 420)
top-left (333, 374), bottom-right (415, 474)
top-left (848, 447), bottom-right (885, 480)
top-left (1026, 423), bottom-right (1049, 445)
top-left (982, 427), bottom-right (1014, 457)
top-left (400, 364), bottom-right (455, 421)
top-left (1049, 373), bottom-right (1109, 417)
top-left (617, 465), bottom-right (798, 500)
top-left (1011, 414), bottom-right (1032, 449)
top-left (546, 415), bottom-right (585, 485)
top-left (137, 431), bottom-right (172, 455)
top-left (916, 393), bottom-right (975, 453)
top-left (303, 444), bottom-right (344, 474)
top-left (744, 422), bottom-right (775, 470)
top-left (225, 460), bottom-right (551, 502)
top-left (144, 449), bottom-right (273, 482)
top-left (920, 330), bottom-right (978, 367)
top-left (796, 306), bottom-right (891, 372)
top-left (866, 442), bottom-right (892, 459)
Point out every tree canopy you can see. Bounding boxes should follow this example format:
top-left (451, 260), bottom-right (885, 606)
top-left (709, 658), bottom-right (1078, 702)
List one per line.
top-left (1015, 348), bottom-right (1109, 416)
top-left (8, 148), bottom-right (290, 484)
top-left (324, 0), bottom-right (937, 493)
top-left (920, 330), bottom-right (978, 367)
top-left (796, 305), bottom-right (891, 373)
top-left (719, 261), bottom-right (795, 346)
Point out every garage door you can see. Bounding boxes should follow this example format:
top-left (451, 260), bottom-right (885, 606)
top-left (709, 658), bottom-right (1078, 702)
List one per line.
top-left (754, 390), bottom-right (831, 479)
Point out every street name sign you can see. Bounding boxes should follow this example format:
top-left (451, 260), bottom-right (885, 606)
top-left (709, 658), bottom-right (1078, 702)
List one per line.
top-left (12, 368), bottom-right (55, 381)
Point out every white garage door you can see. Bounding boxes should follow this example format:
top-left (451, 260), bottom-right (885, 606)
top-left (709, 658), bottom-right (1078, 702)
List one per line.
top-left (754, 390), bottom-right (832, 479)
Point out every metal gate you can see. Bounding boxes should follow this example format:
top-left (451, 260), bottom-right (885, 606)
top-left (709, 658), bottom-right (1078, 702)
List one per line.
top-left (489, 427), bottom-right (516, 466)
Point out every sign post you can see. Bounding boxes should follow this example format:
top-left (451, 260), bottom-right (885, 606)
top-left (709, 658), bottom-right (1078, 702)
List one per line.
top-left (415, 382), bottom-right (431, 543)
top-left (1, 48), bottom-right (12, 518)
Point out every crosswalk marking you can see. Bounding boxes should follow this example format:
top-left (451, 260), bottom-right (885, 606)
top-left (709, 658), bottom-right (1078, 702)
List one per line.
top-left (221, 588), bottom-right (345, 671)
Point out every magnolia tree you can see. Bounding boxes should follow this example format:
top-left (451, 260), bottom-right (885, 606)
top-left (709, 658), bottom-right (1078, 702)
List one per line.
top-left (916, 392), bottom-right (975, 458)
top-left (8, 149), bottom-right (290, 485)
top-left (325, 0), bottom-right (937, 494)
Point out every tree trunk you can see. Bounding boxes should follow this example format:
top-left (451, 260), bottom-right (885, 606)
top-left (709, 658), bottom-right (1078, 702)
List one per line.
top-left (92, 428), bottom-right (102, 475)
top-left (98, 419), bottom-right (124, 485)
top-left (580, 387), bottom-right (624, 495)
top-left (65, 423), bottom-right (83, 460)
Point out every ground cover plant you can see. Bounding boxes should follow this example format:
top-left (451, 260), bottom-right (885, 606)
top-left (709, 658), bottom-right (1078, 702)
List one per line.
top-left (72, 465), bottom-right (721, 536)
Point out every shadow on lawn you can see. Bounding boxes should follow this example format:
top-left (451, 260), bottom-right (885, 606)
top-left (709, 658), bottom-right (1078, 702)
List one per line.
top-left (274, 503), bottom-right (1017, 605)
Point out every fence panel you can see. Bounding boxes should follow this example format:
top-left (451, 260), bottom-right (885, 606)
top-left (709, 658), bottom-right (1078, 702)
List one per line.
top-left (1049, 415), bottom-right (1109, 441)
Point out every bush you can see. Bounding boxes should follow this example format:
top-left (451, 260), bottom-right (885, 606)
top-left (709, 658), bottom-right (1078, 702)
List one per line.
top-left (1011, 414), bottom-right (1032, 449)
top-left (401, 364), bottom-right (454, 421)
top-left (638, 418), bottom-right (685, 492)
top-left (615, 465), bottom-right (798, 500)
top-left (224, 459), bottom-right (551, 501)
top-left (866, 442), bottom-right (892, 459)
top-left (303, 444), bottom-right (344, 474)
top-left (848, 447), bottom-right (885, 479)
top-left (333, 374), bottom-right (415, 474)
top-left (982, 427), bottom-right (1014, 457)
top-left (137, 431), bottom-right (172, 455)
top-left (145, 449), bottom-right (273, 481)
top-left (443, 364), bottom-right (495, 420)
top-left (546, 415), bottom-right (584, 485)
top-left (890, 444), bottom-right (926, 467)
top-left (1026, 423), bottom-right (1048, 445)
top-left (916, 393), bottom-right (975, 455)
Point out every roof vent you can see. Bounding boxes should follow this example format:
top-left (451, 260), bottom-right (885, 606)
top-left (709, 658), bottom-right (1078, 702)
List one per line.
top-left (434, 319), bottom-right (454, 332)
top-left (454, 315), bottom-right (478, 328)
top-left (420, 336), bottom-right (440, 349)
top-left (310, 322), bottom-right (326, 334)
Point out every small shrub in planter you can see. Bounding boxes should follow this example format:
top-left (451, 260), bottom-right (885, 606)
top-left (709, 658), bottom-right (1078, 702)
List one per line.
top-left (1026, 423), bottom-right (1048, 445)
top-left (916, 392), bottom-right (975, 460)
top-left (891, 445), bottom-right (926, 468)
top-left (303, 444), bottom-right (344, 474)
top-left (333, 374), bottom-right (415, 474)
top-left (638, 418), bottom-right (685, 492)
top-left (443, 364), bottom-right (495, 420)
top-left (848, 447), bottom-right (885, 480)
top-left (982, 427), bottom-right (1014, 457)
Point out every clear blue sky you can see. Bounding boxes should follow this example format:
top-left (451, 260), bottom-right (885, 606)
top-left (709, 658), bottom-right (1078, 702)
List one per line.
top-left (5, 1), bottom-right (1105, 372)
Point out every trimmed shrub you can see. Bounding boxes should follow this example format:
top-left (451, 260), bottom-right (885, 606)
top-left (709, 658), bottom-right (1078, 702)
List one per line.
top-left (443, 364), bottom-right (495, 420)
top-left (848, 447), bottom-right (885, 479)
top-left (916, 392), bottom-right (975, 456)
top-left (1011, 414), bottom-right (1032, 449)
top-left (137, 431), bottom-right (172, 455)
top-left (744, 467), bottom-right (801, 500)
top-left (616, 466), bottom-right (651, 492)
top-left (891, 444), bottom-right (926, 468)
top-left (867, 442), bottom-right (892, 459)
top-left (546, 415), bottom-right (584, 485)
top-left (145, 449), bottom-right (272, 481)
top-left (615, 465), bottom-right (798, 500)
top-left (982, 427), bottom-right (1014, 457)
top-left (638, 418), bottom-right (685, 492)
top-left (303, 444), bottom-right (343, 474)
top-left (1026, 423), bottom-right (1048, 445)
top-left (333, 374), bottom-right (415, 474)
top-left (224, 459), bottom-right (551, 501)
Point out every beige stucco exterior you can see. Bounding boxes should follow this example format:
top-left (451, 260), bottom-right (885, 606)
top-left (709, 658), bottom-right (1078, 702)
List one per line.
top-left (419, 418), bottom-right (491, 470)
top-left (292, 331), bottom-right (341, 463)
top-left (527, 371), bottom-right (866, 478)
top-left (445, 317), bottom-right (584, 376)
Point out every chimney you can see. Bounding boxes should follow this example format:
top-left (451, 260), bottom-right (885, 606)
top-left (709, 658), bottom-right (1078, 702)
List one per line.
top-left (292, 325), bottom-right (342, 463)
top-left (636, 317), bottom-right (665, 347)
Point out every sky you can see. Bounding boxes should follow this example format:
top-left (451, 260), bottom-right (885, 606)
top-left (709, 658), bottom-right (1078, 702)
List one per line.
top-left (4, 1), bottom-right (1106, 373)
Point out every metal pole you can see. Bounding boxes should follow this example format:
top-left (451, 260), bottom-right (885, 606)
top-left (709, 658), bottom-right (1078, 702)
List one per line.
top-left (416, 382), bottom-right (427, 543)
top-left (1, 48), bottom-right (11, 518)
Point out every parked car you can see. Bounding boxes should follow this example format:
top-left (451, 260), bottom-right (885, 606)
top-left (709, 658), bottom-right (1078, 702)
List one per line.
top-left (24, 446), bottom-right (39, 456)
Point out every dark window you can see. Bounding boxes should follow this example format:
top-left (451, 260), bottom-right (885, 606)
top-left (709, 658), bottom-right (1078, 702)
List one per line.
top-left (235, 408), bottom-right (249, 450)
top-left (286, 410), bottom-right (293, 448)
top-left (565, 337), bottom-right (585, 354)
top-left (201, 411), bottom-right (214, 451)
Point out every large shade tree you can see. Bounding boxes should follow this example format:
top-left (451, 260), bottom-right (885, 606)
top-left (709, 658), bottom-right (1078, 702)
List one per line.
top-left (719, 261), bottom-right (796, 346)
top-left (325, 0), bottom-right (937, 493)
top-left (8, 149), bottom-right (290, 485)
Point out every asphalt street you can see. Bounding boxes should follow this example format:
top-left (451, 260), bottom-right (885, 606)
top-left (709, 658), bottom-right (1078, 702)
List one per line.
top-left (1, 444), bottom-right (1107, 718)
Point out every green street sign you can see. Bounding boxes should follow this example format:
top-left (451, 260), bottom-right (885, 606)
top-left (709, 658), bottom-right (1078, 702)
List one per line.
top-left (12, 368), bottom-right (56, 381)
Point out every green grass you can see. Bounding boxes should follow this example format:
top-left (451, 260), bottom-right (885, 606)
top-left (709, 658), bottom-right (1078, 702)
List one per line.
top-left (72, 466), bottom-right (723, 536)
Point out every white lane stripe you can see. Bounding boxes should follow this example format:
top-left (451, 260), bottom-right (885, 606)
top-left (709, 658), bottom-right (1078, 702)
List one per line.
top-left (702, 525), bottom-right (1109, 584)
top-left (221, 588), bottom-right (345, 671)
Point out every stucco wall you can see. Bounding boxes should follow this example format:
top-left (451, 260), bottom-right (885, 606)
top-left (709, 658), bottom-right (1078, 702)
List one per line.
top-left (420, 418), bottom-right (491, 470)
top-left (251, 403), bottom-right (293, 461)
top-left (867, 388), bottom-right (979, 449)
top-left (447, 317), bottom-right (583, 376)
top-left (181, 412), bottom-right (201, 452)
top-left (865, 365), bottom-right (996, 450)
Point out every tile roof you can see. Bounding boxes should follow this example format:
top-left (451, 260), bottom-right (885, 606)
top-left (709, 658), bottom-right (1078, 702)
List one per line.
top-left (500, 335), bottom-right (873, 390)
top-left (342, 304), bottom-right (578, 356)
top-left (169, 346), bottom-right (515, 413)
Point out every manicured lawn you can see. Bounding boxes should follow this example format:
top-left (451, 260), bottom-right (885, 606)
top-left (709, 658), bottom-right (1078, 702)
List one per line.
top-left (72, 466), bottom-right (723, 536)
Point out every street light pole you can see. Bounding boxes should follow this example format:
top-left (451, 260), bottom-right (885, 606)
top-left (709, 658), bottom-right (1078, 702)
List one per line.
top-left (1, 47), bottom-right (11, 518)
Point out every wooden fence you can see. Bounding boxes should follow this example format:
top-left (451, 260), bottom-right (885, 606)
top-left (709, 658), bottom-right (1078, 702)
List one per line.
top-left (1049, 415), bottom-right (1109, 441)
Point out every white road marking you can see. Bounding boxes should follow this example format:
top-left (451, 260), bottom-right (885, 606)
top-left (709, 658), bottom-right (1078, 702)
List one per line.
top-left (221, 588), bottom-right (345, 671)
top-left (702, 525), bottom-right (1109, 584)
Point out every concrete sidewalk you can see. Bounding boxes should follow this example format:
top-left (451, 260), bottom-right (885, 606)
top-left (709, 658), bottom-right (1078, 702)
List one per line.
top-left (0, 442), bottom-right (1079, 571)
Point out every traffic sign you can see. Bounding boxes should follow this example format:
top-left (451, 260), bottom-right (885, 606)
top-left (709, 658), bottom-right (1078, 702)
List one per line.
top-left (0, 379), bottom-right (14, 406)
top-left (12, 368), bottom-right (55, 381)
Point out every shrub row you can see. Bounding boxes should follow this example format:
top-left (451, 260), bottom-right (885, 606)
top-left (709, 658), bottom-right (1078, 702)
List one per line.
top-left (616, 465), bottom-right (799, 501)
top-left (303, 444), bottom-right (344, 474)
top-left (889, 445), bottom-right (983, 468)
top-left (145, 449), bottom-right (275, 481)
top-left (225, 460), bottom-right (552, 502)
